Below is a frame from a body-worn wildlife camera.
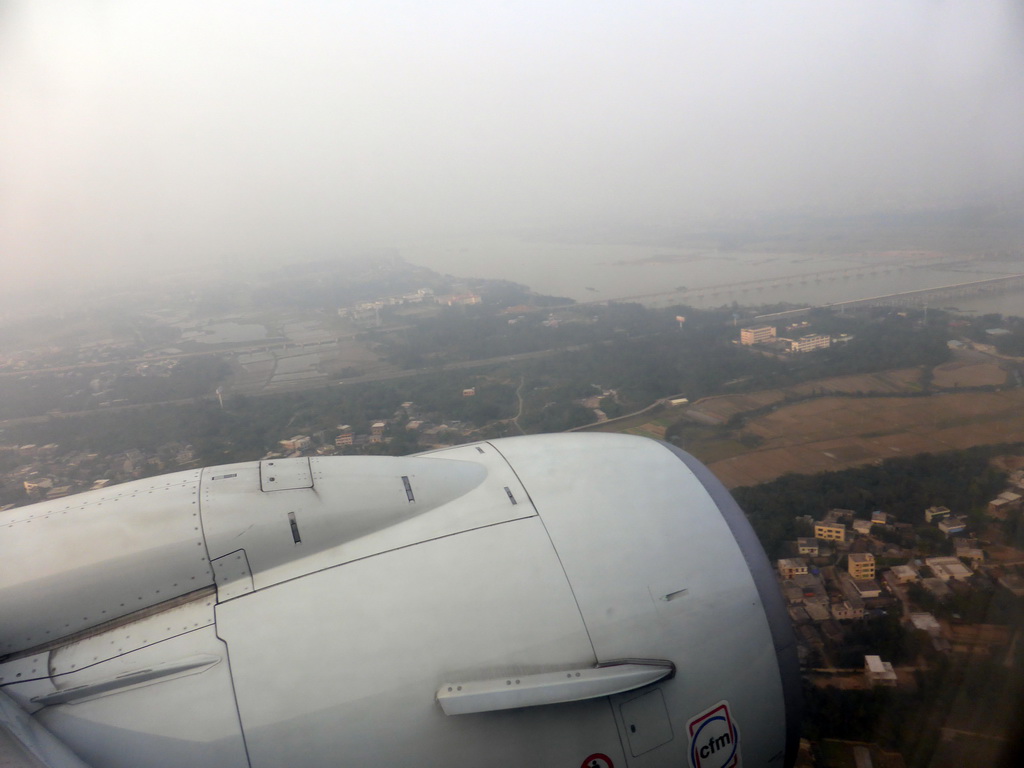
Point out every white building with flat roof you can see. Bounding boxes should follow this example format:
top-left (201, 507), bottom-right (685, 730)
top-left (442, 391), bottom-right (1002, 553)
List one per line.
top-left (865, 655), bottom-right (898, 686)
top-left (890, 565), bottom-right (919, 583)
top-left (797, 537), bottom-right (819, 556)
top-left (909, 613), bottom-right (941, 636)
top-left (925, 556), bottom-right (973, 582)
top-left (938, 516), bottom-right (967, 536)
top-left (852, 520), bottom-right (874, 536)
top-left (954, 540), bottom-right (984, 568)
top-left (788, 334), bottom-right (831, 353)
top-left (854, 579), bottom-right (882, 599)
top-left (832, 601), bottom-right (864, 621)
top-left (778, 558), bottom-right (809, 579)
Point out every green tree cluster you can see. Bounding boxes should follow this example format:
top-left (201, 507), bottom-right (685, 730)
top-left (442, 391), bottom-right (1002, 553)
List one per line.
top-left (732, 445), bottom-right (1015, 559)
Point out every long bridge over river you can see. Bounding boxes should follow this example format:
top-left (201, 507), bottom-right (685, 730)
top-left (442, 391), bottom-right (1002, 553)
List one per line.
top-left (578, 260), bottom-right (922, 306)
top-left (754, 273), bottom-right (1024, 321)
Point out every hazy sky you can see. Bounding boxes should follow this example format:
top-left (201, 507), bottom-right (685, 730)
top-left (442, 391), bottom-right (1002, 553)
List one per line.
top-left (2, 1), bottom-right (1023, 292)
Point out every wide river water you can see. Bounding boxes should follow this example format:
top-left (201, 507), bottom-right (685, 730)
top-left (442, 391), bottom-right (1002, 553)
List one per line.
top-left (401, 238), bottom-right (1024, 317)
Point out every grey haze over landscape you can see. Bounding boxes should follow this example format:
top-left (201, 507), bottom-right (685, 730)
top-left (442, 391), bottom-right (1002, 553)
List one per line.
top-left (2, 0), bottom-right (1024, 300)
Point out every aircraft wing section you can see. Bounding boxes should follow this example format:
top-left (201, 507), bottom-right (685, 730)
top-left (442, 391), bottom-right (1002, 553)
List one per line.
top-left (0, 434), bottom-right (799, 767)
top-left (0, 690), bottom-right (91, 768)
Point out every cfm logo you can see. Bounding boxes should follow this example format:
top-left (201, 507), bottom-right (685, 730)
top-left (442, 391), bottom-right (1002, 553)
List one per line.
top-left (687, 701), bottom-right (740, 768)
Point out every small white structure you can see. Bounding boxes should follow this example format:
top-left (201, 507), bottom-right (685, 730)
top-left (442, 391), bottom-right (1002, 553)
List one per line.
top-left (864, 655), bottom-right (897, 686)
top-left (890, 565), bottom-right (919, 583)
top-left (925, 556), bottom-right (973, 582)
top-left (924, 506), bottom-right (951, 523)
top-left (788, 333), bottom-right (831, 353)
top-left (778, 558), bottom-right (809, 579)
top-left (796, 537), bottom-right (819, 556)
top-left (279, 435), bottom-right (311, 452)
top-left (852, 520), bottom-right (874, 536)
top-left (953, 539), bottom-right (984, 568)
top-left (909, 613), bottom-right (941, 637)
top-left (854, 579), bottom-right (882, 599)
top-left (832, 601), bottom-right (864, 621)
top-left (938, 516), bottom-right (967, 536)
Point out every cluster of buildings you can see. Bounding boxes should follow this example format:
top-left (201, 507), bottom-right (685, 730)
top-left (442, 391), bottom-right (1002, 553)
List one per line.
top-left (923, 505), bottom-right (967, 536)
top-left (738, 325), bottom-right (843, 354)
top-left (4, 394), bottom-right (493, 508)
top-left (779, 509), bottom-right (892, 635)
top-left (988, 485), bottom-right (1023, 519)
top-left (272, 423), bottom-right (395, 456)
top-left (576, 388), bottom-right (618, 423)
top-left (776, 491), bottom-right (1024, 682)
top-left (269, 397), bottom-right (486, 460)
top-left (2, 441), bottom-right (199, 509)
top-left (0, 338), bottom-right (141, 373)
top-left (340, 288), bottom-right (482, 328)
top-left (774, 458), bottom-right (1024, 697)
top-left (270, 424), bottom-right (395, 457)
top-left (4, 382), bottom-right (500, 508)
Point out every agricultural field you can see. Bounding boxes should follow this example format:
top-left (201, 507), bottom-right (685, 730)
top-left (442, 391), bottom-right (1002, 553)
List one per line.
top-left (595, 357), bottom-right (1023, 488)
top-left (707, 389), bottom-right (1024, 488)
top-left (932, 358), bottom-right (1008, 388)
top-left (684, 368), bottom-right (928, 426)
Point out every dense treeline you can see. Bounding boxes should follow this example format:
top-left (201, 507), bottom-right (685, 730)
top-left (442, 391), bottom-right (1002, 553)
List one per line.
top-left (732, 445), bottom-right (1016, 559)
top-left (385, 304), bottom-right (955, 422)
top-left (250, 255), bottom-right (437, 311)
top-left (382, 301), bottom-right (684, 368)
top-left (804, 648), bottom-right (1024, 768)
top-left (0, 357), bottom-right (233, 420)
top-left (0, 302), bottom-right (989, 498)
top-left (964, 312), bottom-right (1024, 356)
top-left (793, 312), bottom-right (950, 379)
top-left (2, 367), bottom-right (518, 465)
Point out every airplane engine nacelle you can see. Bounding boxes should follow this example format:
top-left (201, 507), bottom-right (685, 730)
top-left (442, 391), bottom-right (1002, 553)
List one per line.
top-left (0, 434), bottom-right (799, 768)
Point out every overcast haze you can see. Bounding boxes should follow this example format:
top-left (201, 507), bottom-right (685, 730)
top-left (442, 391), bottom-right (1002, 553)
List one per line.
top-left (2, 0), bottom-right (1023, 294)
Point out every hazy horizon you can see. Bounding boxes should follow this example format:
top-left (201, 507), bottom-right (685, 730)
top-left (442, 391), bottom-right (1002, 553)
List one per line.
top-left (3, 1), bottom-right (1024, 296)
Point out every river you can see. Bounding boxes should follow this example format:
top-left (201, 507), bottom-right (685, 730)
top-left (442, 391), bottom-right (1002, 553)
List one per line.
top-left (401, 238), bottom-right (1024, 316)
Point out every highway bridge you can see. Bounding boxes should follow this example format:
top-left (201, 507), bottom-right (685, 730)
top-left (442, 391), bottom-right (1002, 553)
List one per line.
top-left (576, 260), bottom-right (920, 306)
top-left (755, 273), bottom-right (1024, 321)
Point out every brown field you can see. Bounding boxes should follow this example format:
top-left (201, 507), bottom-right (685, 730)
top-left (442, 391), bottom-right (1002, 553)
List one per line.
top-left (684, 390), bottom-right (785, 424)
top-left (789, 368), bottom-right (925, 396)
top-left (932, 359), bottom-right (1007, 388)
top-left (622, 421), bottom-right (668, 440)
top-left (592, 358), bottom-right (1021, 487)
top-left (945, 623), bottom-right (1013, 648)
top-left (686, 356), bottom-right (1011, 428)
top-left (704, 389), bottom-right (1024, 488)
top-left (688, 368), bottom-right (926, 426)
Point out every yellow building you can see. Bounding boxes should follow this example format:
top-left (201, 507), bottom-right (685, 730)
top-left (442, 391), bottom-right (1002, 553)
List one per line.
top-left (814, 522), bottom-right (846, 542)
top-left (848, 552), bottom-right (876, 580)
top-left (740, 326), bottom-right (777, 346)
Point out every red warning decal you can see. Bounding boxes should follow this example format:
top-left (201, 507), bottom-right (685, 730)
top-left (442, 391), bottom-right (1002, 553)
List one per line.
top-left (580, 754), bottom-right (613, 768)
top-left (687, 700), bottom-right (740, 768)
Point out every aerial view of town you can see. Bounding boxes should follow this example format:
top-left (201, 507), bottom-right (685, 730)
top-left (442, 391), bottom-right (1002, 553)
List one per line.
top-left (3, 2), bottom-right (1024, 766)
top-left (2, 242), bottom-right (1024, 767)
